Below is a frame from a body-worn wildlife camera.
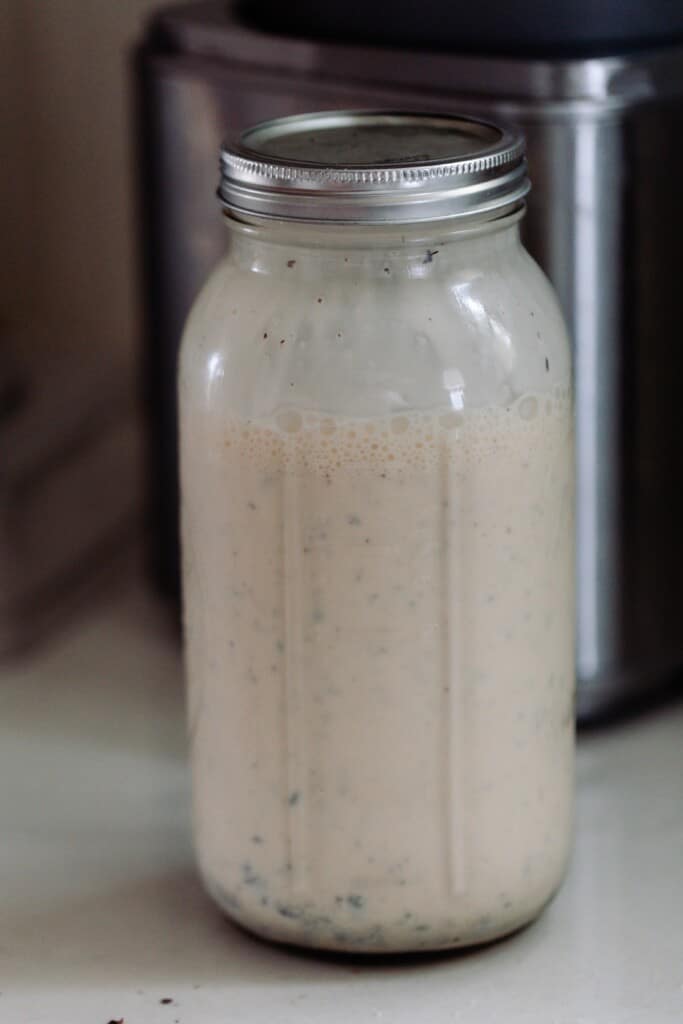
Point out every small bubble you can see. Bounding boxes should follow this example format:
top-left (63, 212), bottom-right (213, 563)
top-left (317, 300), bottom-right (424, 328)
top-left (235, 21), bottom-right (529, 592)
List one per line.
top-left (439, 411), bottom-right (463, 430)
top-left (276, 410), bottom-right (302, 433)
top-left (518, 396), bottom-right (539, 421)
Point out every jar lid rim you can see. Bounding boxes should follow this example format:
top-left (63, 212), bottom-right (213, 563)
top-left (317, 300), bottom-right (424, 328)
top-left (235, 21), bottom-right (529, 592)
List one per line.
top-left (218, 110), bottom-right (530, 225)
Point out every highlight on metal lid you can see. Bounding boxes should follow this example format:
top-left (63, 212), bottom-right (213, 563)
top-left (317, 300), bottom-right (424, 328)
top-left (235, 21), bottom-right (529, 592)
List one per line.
top-left (218, 110), bottom-right (529, 225)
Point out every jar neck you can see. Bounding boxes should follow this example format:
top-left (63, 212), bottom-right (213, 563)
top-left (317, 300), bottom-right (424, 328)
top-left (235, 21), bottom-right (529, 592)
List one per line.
top-left (224, 208), bottom-right (525, 278)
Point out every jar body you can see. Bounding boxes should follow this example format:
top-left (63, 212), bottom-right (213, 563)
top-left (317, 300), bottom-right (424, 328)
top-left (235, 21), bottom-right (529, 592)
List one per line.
top-left (179, 214), bottom-right (574, 953)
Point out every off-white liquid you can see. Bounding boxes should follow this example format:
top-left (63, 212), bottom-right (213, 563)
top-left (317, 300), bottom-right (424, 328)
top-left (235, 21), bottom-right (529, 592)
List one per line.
top-left (182, 393), bottom-right (574, 952)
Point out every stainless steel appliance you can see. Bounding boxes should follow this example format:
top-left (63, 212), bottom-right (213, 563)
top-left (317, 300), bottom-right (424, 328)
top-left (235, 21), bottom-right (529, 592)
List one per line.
top-left (137, 1), bottom-right (683, 719)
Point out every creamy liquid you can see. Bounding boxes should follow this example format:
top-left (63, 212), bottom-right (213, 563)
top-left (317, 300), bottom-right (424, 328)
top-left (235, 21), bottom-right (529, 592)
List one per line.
top-left (182, 392), bottom-right (574, 952)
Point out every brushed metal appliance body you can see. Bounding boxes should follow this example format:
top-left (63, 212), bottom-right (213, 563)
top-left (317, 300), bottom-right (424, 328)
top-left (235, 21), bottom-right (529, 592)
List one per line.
top-left (137, 1), bottom-right (683, 719)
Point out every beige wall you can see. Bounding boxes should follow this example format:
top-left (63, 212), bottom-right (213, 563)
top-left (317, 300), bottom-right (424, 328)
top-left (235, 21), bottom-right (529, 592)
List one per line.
top-left (1, 0), bottom-right (180, 370)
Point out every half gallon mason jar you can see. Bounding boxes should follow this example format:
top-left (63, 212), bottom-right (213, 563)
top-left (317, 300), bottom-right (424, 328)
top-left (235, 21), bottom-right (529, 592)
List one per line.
top-left (179, 111), bottom-right (574, 953)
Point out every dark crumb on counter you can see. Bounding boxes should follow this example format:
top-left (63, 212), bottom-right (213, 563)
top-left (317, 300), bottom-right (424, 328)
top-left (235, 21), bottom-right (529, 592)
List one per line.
top-left (247, 501), bottom-right (257, 511)
top-left (263, 331), bottom-right (268, 338)
top-left (347, 893), bottom-right (365, 909)
top-left (107, 1019), bottom-right (124, 1023)
top-left (423, 249), bottom-right (439, 263)
top-left (530, 309), bottom-right (535, 317)
top-left (364, 537), bottom-right (371, 544)
top-left (288, 790), bottom-right (301, 806)
top-left (280, 338), bottom-right (285, 345)
top-left (317, 297), bottom-right (323, 303)
top-left (160, 997), bottom-right (173, 1005)
top-left (545, 357), bottom-right (550, 371)
top-left (383, 267), bottom-right (390, 274)
top-left (287, 259), bottom-right (296, 268)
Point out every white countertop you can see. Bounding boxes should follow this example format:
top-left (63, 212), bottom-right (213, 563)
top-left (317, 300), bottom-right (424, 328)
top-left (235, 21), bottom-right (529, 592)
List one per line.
top-left (1, 575), bottom-right (682, 1024)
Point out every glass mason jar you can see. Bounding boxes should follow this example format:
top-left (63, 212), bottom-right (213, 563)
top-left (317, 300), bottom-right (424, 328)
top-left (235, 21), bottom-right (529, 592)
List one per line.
top-left (179, 112), bottom-right (574, 954)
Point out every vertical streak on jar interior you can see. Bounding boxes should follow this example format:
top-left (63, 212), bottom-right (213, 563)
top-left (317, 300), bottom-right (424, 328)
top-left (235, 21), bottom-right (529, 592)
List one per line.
top-left (281, 449), bottom-right (309, 895)
top-left (439, 433), bottom-right (468, 898)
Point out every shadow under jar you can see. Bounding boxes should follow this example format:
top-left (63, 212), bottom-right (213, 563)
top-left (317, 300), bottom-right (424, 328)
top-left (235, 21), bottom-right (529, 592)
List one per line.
top-left (179, 111), bottom-right (575, 954)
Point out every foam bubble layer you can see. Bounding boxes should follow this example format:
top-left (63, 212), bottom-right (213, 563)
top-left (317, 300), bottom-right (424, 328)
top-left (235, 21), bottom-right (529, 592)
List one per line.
top-left (218, 391), bottom-right (571, 476)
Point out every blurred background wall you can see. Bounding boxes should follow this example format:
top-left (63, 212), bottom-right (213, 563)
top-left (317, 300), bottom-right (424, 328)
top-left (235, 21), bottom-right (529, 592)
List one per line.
top-left (0, 1), bottom-right (182, 655)
top-left (0, 0), bottom-right (179, 374)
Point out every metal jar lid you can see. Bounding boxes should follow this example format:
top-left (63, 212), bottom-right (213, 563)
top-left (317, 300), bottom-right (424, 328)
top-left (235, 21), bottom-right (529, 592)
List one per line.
top-left (218, 110), bottom-right (529, 225)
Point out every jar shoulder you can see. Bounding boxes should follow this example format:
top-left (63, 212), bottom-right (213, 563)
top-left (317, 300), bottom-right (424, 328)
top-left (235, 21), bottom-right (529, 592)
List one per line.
top-left (180, 242), bottom-right (571, 420)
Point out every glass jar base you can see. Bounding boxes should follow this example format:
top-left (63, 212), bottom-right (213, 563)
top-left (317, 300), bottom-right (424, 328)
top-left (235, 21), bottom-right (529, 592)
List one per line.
top-left (201, 870), bottom-right (558, 956)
